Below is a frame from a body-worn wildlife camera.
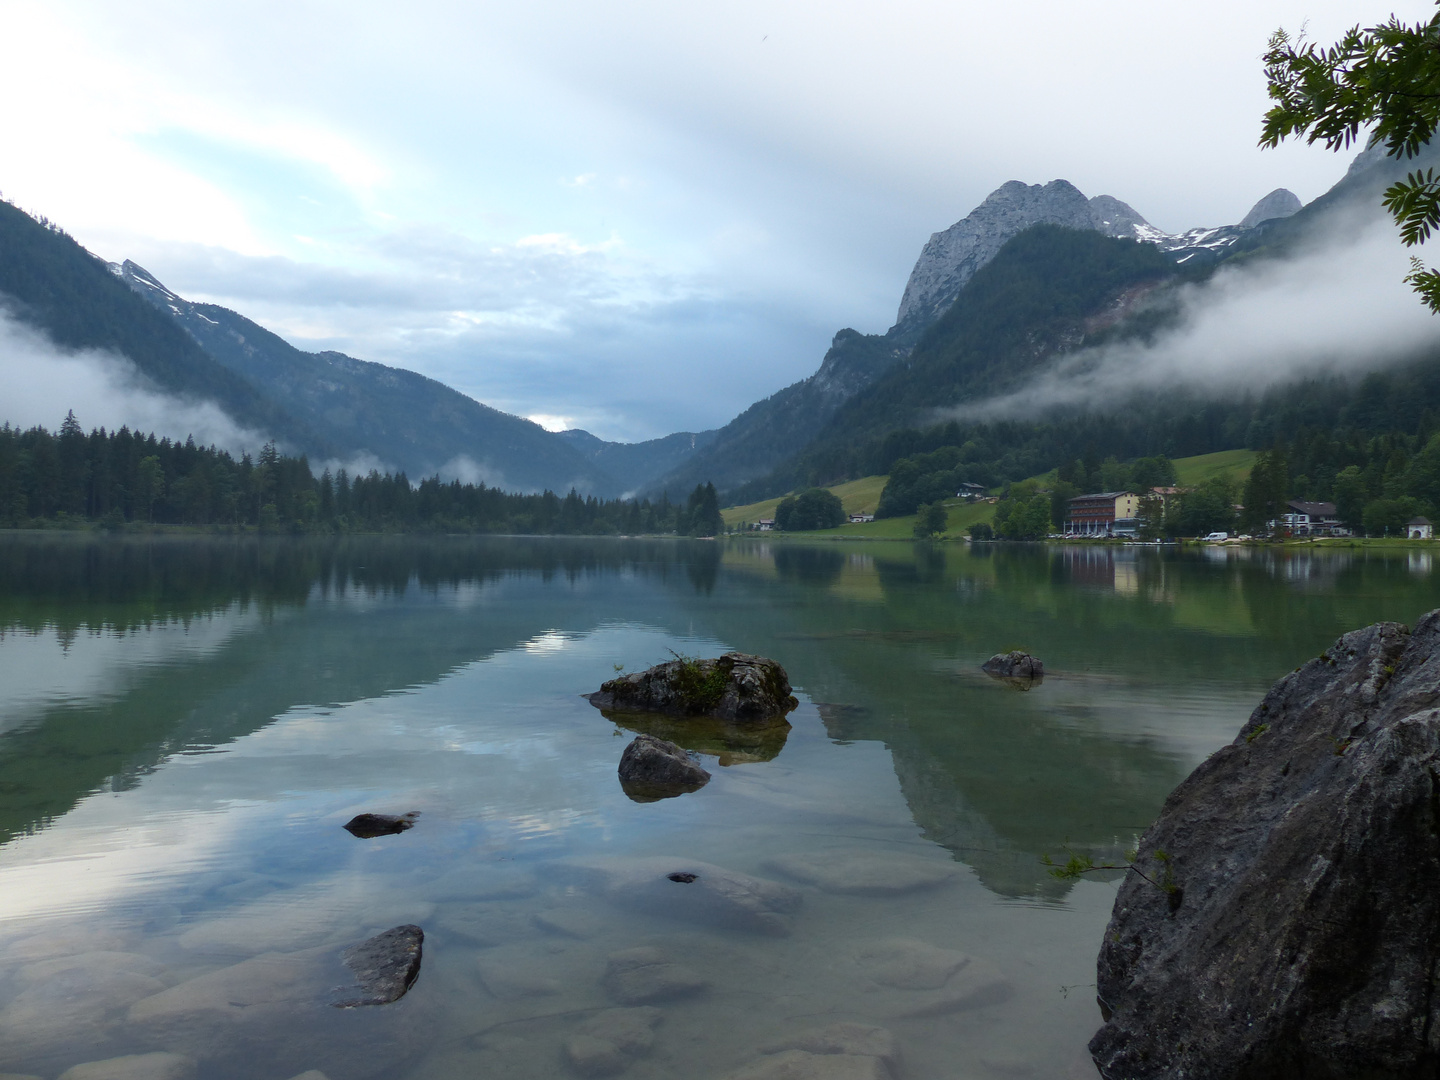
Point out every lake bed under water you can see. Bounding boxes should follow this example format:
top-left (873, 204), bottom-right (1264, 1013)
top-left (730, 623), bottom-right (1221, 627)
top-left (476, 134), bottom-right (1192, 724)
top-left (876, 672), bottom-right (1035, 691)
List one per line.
top-left (2, 535), bottom-right (1437, 1080)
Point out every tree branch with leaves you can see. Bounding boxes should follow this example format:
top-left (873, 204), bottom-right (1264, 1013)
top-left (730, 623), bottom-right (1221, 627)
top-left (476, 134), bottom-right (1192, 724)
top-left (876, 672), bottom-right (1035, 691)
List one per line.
top-left (1261, 4), bottom-right (1440, 309)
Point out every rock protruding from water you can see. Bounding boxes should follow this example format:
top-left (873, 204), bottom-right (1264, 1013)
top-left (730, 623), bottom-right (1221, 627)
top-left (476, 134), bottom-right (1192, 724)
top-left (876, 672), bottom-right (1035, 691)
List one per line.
top-left (617, 734), bottom-right (710, 802)
top-left (342, 812), bottom-right (419, 838)
top-left (334, 925), bottom-right (423, 1007)
top-left (588, 653), bottom-right (798, 723)
top-left (981, 651), bottom-right (1043, 680)
top-left (1091, 612), bottom-right (1440, 1079)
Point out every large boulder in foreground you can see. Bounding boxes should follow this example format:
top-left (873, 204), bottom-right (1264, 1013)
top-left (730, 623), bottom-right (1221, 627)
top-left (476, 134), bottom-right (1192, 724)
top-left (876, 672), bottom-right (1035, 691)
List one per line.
top-left (1091, 612), bottom-right (1440, 1079)
top-left (589, 653), bottom-right (798, 723)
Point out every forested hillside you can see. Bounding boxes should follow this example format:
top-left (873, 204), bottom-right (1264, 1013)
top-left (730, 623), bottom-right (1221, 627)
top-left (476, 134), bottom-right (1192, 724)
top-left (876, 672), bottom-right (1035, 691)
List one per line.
top-left (0, 202), bottom-right (315, 451)
top-left (0, 415), bottom-right (725, 536)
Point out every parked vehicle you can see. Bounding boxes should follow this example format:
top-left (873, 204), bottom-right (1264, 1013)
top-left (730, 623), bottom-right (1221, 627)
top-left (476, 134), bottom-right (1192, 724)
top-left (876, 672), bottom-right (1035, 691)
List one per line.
top-left (1203, 532), bottom-right (1229, 542)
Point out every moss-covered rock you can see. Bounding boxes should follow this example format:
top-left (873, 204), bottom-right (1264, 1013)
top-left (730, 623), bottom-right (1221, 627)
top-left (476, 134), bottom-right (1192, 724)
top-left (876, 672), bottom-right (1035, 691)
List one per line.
top-left (589, 653), bottom-right (798, 723)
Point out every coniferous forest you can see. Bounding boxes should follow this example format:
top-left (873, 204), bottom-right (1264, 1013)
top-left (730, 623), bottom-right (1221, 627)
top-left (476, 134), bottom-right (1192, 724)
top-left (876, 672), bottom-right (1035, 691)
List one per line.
top-left (0, 413), bottom-right (726, 536)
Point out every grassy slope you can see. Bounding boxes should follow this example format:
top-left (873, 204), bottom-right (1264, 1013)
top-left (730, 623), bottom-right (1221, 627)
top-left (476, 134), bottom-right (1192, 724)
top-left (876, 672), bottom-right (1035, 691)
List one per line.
top-left (726, 449), bottom-right (1255, 540)
top-left (1173, 449), bottom-right (1258, 487)
top-left (722, 475), bottom-right (890, 528)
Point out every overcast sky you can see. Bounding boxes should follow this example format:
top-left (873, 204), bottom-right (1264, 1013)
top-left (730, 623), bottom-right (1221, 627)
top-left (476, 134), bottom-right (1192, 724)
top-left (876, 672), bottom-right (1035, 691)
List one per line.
top-left (0, 0), bottom-right (1423, 441)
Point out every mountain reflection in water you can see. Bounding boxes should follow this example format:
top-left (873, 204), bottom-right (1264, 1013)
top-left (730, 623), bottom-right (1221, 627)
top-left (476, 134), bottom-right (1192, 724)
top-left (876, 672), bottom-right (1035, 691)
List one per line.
top-left (0, 534), bottom-right (1436, 1078)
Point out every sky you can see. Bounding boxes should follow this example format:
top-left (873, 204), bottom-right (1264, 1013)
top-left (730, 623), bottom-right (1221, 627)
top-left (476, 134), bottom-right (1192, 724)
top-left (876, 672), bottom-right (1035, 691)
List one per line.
top-left (0, 0), bottom-right (1428, 442)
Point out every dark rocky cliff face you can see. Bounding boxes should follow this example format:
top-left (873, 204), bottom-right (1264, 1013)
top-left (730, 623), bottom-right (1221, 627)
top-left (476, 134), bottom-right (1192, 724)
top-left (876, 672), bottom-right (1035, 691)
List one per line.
top-left (1091, 611), bottom-right (1440, 1079)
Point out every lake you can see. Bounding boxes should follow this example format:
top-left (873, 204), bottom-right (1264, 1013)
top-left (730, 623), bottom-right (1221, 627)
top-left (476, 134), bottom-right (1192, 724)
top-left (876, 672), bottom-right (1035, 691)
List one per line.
top-left (1, 534), bottom-right (1437, 1080)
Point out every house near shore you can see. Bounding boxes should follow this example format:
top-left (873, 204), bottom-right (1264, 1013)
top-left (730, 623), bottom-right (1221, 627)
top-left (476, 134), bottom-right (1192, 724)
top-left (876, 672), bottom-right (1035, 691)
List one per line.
top-left (956, 482), bottom-right (987, 500)
top-left (1409, 517), bottom-right (1433, 539)
top-left (1276, 501), bottom-right (1349, 537)
top-left (1067, 492), bottom-right (1142, 537)
top-left (756, 518), bottom-right (775, 531)
top-left (849, 512), bottom-right (875, 524)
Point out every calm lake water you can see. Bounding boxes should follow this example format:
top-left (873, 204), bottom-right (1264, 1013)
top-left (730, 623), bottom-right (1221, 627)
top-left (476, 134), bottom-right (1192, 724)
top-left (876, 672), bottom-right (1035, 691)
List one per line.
top-left (2, 534), bottom-right (1438, 1080)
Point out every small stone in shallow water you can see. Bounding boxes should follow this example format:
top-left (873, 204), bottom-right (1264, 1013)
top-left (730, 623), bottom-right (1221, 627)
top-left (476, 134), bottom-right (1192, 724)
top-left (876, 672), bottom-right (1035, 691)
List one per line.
top-left (601, 947), bottom-right (707, 1005)
top-left (342, 812), bottom-right (419, 838)
top-left (759, 1023), bottom-right (899, 1072)
top-left (333, 925), bottom-right (424, 1007)
top-left (565, 1007), bottom-right (661, 1076)
top-left (56, 1053), bottom-right (196, 1080)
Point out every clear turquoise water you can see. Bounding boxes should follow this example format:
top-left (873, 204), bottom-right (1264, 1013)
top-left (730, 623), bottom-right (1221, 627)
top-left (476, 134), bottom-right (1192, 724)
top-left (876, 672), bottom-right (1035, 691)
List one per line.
top-left (1, 535), bottom-right (1437, 1080)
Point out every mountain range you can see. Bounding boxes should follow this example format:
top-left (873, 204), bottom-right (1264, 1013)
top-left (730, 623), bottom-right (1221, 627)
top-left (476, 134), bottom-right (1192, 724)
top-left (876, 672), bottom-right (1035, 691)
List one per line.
top-left (0, 143), bottom-right (1431, 504)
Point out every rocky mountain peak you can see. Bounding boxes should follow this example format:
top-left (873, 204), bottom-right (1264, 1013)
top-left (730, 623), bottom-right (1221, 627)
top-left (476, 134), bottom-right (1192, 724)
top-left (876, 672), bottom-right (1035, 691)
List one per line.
top-left (1239, 188), bottom-right (1301, 229)
top-left (894, 179), bottom-right (1098, 330)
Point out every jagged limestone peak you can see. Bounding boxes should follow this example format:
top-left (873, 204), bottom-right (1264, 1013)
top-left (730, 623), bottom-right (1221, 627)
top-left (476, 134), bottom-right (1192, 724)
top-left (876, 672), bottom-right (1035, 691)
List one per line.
top-left (894, 179), bottom-right (1096, 330)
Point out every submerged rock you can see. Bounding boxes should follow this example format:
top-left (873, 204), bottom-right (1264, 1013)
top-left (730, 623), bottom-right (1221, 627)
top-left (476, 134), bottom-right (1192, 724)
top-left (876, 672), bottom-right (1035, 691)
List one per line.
top-left (56, 1054), bottom-right (196, 1080)
top-left (853, 938), bottom-right (1011, 1018)
top-left (1091, 611), bottom-right (1440, 1079)
top-left (556, 856), bottom-right (802, 936)
top-left (334, 924), bottom-right (423, 1007)
top-left (342, 812), bottom-right (419, 838)
top-left (588, 653), bottom-right (798, 723)
top-left (721, 1049), bottom-right (890, 1080)
top-left (565, 1006), bottom-right (661, 1075)
top-left (980, 651), bottom-right (1043, 681)
top-left (763, 850), bottom-right (957, 895)
top-left (617, 734), bottom-right (710, 802)
top-left (760, 1023), bottom-right (899, 1073)
top-left (601, 947), bottom-right (707, 1005)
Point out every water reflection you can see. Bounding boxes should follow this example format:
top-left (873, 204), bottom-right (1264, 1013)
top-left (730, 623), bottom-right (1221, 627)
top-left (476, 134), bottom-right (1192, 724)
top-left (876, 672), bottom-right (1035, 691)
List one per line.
top-left (1, 535), bottom-right (1438, 1079)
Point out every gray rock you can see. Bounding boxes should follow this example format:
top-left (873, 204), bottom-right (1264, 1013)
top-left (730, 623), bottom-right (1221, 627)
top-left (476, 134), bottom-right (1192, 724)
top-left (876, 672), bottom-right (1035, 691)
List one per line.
top-left (588, 653), bottom-right (798, 723)
top-left (1091, 611), bottom-right (1440, 1079)
top-left (722, 1049), bottom-right (890, 1080)
top-left (895, 180), bottom-right (1100, 329)
top-left (56, 1054), bottom-right (196, 1080)
top-left (334, 925), bottom-right (423, 1007)
top-left (760, 1023), bottom-right (899, 1072)
top-left (601, 947), bottom-right (707, 1005)
top-left (557, 856), bottom-right (802, 936)
top-left (763, 850), bottom-right (957, 895)
top-left (981, 651), bottom-right (1043, 680)
top-left (565, 1007), bottom-right (661, 1076)
top-left (616, 734), bottom-right (710, 802)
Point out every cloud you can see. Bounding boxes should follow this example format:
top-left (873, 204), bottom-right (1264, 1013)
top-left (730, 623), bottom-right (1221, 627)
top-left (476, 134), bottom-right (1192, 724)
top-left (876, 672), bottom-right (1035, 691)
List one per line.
top-left (0, 308), bottom-right (271, 454)
top-left (950, 213), bottom-right (1440, 423)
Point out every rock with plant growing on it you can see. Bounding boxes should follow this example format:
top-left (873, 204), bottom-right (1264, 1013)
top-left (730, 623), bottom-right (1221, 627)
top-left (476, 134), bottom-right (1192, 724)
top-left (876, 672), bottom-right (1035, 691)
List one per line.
top-left (981, 651), bottom-right (1044, 680)
top-left (588, 652), bottom-right (798, 723)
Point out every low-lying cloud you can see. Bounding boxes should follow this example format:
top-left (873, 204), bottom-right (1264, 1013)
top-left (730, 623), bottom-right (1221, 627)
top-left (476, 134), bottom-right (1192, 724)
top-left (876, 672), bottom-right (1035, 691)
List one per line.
top-left (950, 212), bottom-right (1440, 422)
top-left (0, 308), bottom-right (270, 453)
